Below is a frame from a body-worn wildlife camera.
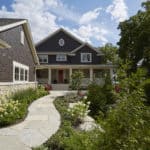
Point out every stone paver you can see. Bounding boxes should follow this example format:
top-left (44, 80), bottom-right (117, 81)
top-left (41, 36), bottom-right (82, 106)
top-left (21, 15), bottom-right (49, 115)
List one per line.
top-left (0, 91), bottom-right (72, 150)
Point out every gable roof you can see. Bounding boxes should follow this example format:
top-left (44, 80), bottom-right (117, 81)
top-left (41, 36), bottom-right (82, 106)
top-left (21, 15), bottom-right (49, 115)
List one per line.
top-left (36, 28), bottom-right (84, 47)
top-left (70, 42), bottom-right (104, 55)
top-left (36, 28), bottom-right (83, 53)
top-left (0, 18), bottom-right (39, 64)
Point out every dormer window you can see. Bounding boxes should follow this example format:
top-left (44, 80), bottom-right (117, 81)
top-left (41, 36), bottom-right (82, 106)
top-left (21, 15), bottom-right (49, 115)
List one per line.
top-left (56, 54), bottom-right (67, 61)
top-left (38, 55), bottom-right (48, 63)
top-left (81, 53), bottom-right (92, 63)
top-left (21, 30), bottom-right (24, 45)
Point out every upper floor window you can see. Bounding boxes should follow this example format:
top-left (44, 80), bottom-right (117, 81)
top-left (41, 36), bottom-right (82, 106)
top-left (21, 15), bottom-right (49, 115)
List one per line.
top-left (38, 55), bottom-right (48, 63)
top-left (13, 61), bottom-right (29, 82)
top-left (21, 30), bottom-right (24, 45)
top-left (81, 53), bottom-right (92, 63)
top-left (56, 54), bottom-right (67, 61)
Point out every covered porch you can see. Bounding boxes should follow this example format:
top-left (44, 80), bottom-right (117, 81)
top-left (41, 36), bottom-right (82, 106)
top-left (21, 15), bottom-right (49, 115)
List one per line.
top-left (36, 65), bottom-right (114, 90)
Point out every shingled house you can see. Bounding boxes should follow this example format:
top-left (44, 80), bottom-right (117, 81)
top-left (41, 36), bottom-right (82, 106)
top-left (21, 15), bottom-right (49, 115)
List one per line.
top-left (36, 28), bottom-right (114, 90)
top-left (0, 19), bottom-right (39, 95)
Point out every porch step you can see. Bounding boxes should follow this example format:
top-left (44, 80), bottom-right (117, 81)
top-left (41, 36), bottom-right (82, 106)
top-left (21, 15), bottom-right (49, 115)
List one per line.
top-left (52, 84), bottom-right (69, 90)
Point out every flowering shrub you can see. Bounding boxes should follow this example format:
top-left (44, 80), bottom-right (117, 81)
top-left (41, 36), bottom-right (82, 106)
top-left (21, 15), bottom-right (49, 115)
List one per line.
top-left (0, 99), bottom-right (21, 126)
top-left (0, 87), bottom-right (48, 127)
top-left (68, 101), bottom-right (90, 126)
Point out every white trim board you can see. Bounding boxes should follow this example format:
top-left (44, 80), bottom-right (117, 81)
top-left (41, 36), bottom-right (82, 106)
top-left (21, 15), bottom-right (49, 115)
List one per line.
top-left (0, 20), bottom-right (27, 32)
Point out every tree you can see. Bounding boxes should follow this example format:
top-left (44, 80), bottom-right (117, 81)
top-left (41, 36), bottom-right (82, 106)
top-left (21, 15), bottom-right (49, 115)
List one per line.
top-left (70, 71), bottom-right (84, 90)
top-left (118, 1), bottom-right (150, 74)
top-left (99, 43), bottom-right (118, 64)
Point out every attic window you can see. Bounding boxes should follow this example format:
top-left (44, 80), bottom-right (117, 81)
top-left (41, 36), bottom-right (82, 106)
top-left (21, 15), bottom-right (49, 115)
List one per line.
top-left (81, 53), bottom-right (92, 63)
top-left (21, 30), bottom-right (24, 45)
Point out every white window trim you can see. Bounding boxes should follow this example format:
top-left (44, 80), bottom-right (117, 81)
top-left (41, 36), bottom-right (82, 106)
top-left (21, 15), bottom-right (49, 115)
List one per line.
top-left (56, 54), bottom-right (67, 61)
top-left (81, 53), bottom-right (92, 63)
top-left (38, 55), bottom-right (48, 63)
top-left (13, 61), bottom-right (29, 83)
top-left (21, 30), bottom-right (24, 45)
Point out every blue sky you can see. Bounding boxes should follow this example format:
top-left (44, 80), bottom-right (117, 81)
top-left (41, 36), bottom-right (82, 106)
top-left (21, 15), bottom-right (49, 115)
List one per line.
top-left (0, 0), bottom-right (145, 47)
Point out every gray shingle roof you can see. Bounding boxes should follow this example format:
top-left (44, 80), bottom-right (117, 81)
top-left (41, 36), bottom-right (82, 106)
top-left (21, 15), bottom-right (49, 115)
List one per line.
top-left (0, 18), bottom-right (25, 26)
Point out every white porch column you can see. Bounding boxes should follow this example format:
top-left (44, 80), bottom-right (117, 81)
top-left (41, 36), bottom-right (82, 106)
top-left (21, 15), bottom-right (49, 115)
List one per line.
top-left (69, 68), bottom-right (72, 82)
top-left (110, 68), bottom-right (113, 81)
top-left (90, 68), bottom-right (93, 81)
top-left (48, 68), bottom-right (51, 84)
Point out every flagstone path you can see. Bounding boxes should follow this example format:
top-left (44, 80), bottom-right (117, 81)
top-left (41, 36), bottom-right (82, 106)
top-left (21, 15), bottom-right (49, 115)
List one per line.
top-left (0, 91), bottom-right (72, 150)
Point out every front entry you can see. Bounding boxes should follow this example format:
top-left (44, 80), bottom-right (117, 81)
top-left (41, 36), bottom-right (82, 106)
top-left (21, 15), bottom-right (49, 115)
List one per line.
top-left (58, 70), bottom-right (63, 83)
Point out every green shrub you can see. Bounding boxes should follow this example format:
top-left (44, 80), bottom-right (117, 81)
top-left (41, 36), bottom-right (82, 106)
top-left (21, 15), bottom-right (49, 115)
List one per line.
top-left (98, 90), bottom-right (150, 150)
top-left (86, 77), bottom-right (115, 118)
top-left (70, 71), bottom-right (84, 90)
top-left (143, 79), bottom-right (150, 105)
top-left (68, 101), bottom-right (90, 126)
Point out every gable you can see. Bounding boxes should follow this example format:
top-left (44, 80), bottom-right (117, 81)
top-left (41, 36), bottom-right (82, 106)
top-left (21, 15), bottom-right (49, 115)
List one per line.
top-left (36, 29), bottom-right (83, 52)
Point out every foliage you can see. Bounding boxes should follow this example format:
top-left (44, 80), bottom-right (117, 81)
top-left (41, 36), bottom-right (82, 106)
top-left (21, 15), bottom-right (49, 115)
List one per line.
top-left (143, 78), bottom-right (150, 105)
top-left (86, 74), bottom-right (115, 118)
top-left (118, 1), bottom-right (150, 74)
top-left (0, 87), bottom-right (48, 127)
top-left (99, 43), bottom-right (118, 64)
top-left (98, 63), bottom-right (150, 150)
top-left (70, 71), bottom-right (84, 90)
top-left (0, 99), bottom-right (21, 126)
top-left (68, 101), bottom-right (90, 126)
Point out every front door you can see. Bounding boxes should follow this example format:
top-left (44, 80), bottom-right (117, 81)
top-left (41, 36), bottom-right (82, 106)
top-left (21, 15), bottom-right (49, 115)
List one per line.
top-left (58, 70), bottom-right (63, 83)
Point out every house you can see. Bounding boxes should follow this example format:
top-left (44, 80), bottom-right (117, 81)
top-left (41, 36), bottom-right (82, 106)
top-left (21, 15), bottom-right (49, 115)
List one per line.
top-left (0, 18), bottom-right (39, 96)
top-left (36, 28), bottom-right (114, 90)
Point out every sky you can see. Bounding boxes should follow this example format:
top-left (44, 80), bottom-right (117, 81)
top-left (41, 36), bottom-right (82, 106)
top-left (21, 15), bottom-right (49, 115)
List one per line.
top-left (0, 0), bottom-right (146, 47)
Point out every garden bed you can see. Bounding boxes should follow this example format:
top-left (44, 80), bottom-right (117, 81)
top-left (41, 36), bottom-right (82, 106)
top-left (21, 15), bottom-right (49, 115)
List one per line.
top-left (33, 93), bottom-right (101, 150)
top-left (0, 86), bottom-right (49, 127)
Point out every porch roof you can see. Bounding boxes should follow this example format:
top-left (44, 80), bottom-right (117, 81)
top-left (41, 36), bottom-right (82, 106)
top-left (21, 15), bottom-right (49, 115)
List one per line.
top-left (36, 64), bottom-right (115, 69)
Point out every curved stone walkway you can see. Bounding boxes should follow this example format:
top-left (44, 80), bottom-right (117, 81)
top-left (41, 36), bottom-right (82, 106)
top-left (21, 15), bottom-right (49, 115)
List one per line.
top-left (0, 91), bottom-right (71, 150)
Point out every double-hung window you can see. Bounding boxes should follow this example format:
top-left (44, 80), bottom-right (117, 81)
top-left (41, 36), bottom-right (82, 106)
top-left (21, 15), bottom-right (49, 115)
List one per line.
top-left (13, 61), bottom-right (29, 82)
top-left (81, 53), bottom-right (92, 63)
top-left (56, 54), bottom-right (67, 61)
top-left (38, 55), bottom-right (48, 63)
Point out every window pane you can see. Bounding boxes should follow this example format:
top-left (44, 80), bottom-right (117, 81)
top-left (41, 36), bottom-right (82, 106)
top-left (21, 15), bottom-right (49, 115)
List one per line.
top-left (25, 70), bottom-right (28, 81)
top-left (15, 67), bottom-right (19, 81)
top-left (81, 53), bottom-right (91, 62)
top-left (20, 68), bottom-right (24, 81)
top-left (56, 54), bottom-right (67, 61)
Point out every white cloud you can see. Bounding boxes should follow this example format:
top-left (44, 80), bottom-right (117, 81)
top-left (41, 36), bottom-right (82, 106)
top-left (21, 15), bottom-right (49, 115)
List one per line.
top-left (0, 0), bottom-right (59, 42)
top-left (106, 0), bottom-right (128, 22)
top-left (79, 8), bottom-right (101, 25)
top-left (0, 0), bottom-right (109, 45)
top-left (64, 24), bottom-right (108, 45)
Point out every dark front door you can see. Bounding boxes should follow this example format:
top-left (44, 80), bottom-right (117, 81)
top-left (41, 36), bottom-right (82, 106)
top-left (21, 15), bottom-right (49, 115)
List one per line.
top-left (58, 70), bottom-right (63, 83)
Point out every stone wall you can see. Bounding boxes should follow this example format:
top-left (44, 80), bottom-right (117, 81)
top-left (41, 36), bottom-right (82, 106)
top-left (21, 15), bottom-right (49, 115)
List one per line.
top-left (0, 82), bottom-right (37, 97)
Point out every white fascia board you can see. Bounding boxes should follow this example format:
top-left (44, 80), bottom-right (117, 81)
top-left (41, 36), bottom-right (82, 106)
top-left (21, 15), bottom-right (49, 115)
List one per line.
top-left (0, 20), bottom-right (27, 32)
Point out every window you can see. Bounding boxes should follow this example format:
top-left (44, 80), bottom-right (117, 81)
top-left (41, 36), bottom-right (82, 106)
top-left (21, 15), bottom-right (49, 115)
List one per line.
top-left (13, 61), bottom-right (29, 82)
top-left (81, 53), bottom-right (92, 63)
top-left (21, 30), bottom-right (24, 45)
top-left (56, 54), bottom-right (67, 61)
top-left (38, 55), bottom-right (48, 63)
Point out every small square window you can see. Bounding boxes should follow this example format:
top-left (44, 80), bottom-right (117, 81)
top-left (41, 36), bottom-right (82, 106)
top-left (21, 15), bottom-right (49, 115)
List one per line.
top-left (38, 55), bottom-right (48, 63)
top-left (56, 54), bottom-right (67, 61)
top-left (81, 53), bottom-right (92, 63)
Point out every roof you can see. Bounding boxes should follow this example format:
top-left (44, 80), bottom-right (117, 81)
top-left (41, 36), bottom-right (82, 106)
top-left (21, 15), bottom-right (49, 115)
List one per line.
top-left (0, 18), bottom-right (25, 26)
top-left (36, 28), bottom-right (103, 55)
top-left (0, 18), bottom-right (39, 64)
